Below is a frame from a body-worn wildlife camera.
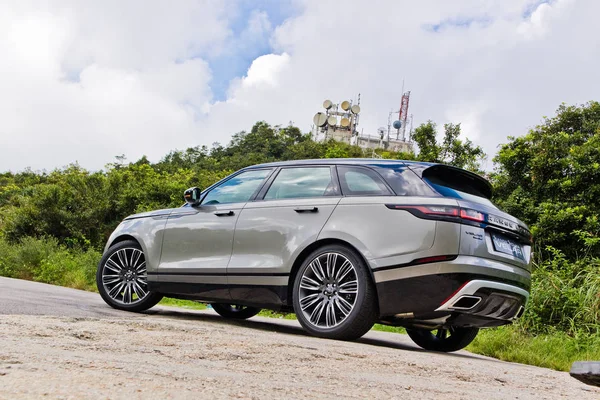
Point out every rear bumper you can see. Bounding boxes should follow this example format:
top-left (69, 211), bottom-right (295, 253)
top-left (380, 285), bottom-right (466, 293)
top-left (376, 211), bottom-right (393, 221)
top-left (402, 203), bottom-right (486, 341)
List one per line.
top-left (372, 255), bottom-right (530, 325)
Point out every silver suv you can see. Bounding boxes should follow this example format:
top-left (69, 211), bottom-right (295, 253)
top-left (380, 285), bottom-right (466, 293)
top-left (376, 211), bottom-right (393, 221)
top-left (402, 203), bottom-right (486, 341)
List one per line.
top-left (97, 159), bottom-right (531, 352)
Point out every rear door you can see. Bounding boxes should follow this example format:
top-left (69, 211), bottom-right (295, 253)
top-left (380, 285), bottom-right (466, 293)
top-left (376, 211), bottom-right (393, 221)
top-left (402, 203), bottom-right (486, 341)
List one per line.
top-left (228, 166), bottom-right (341, 305)
top-left (320, 164), bottom-right (442, 262)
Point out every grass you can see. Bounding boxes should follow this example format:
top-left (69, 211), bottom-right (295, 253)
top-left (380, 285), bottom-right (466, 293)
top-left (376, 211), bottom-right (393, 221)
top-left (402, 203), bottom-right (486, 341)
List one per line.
top-left (468, 325), bottom-right (600, 371)
top-left (159, 298), bottom-right (207, 310)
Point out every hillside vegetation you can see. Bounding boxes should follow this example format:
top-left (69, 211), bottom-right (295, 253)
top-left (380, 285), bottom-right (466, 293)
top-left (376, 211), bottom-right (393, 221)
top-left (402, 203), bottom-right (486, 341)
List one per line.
top-left (1, 103), bottom-right (599, 370)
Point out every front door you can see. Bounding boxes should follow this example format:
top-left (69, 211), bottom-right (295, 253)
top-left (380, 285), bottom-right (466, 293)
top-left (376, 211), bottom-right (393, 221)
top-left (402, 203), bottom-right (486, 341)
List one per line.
top-left (157, 168), bottom-right (273, 300)
top-left (228, 166), bottom-right (341, 306)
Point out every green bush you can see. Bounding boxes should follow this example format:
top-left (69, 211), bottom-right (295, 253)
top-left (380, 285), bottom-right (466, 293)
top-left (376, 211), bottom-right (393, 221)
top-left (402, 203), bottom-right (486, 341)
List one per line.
top-left (0, 237), bottom-right (100, 290)
top-left (35, 247), bottom-right (100, 291)
top-left (520, 246), bottom-right (600, 335)
top-left (0, 236), bottom-right (61, 279)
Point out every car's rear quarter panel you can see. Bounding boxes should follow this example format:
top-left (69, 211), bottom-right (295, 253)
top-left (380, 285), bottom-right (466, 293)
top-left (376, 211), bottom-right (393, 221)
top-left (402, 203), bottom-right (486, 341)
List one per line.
top-left (318, 196), bottom-right (461, 268)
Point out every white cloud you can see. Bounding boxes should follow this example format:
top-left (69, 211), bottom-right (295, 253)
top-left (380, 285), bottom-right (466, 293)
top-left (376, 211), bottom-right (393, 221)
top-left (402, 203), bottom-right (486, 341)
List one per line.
top-left (0, 0), bottom-right (599, 171)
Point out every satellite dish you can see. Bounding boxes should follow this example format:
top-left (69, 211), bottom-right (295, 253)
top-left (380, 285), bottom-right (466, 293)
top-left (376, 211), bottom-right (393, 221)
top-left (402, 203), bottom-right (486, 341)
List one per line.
top-left (327, 115), bottom-right (337, 126)
top-left (393, 120), bottom-right (402, 130)
top-left (340, 117), bottom-right (350, 127)
top-left (313, 112), bottom-right (327, 127)
top-left (351, 105), bottom-right (361, 114)
top-left (341, 100), bottom-right (351, 111)
top-left (323, 100), bottom-right (333, 110)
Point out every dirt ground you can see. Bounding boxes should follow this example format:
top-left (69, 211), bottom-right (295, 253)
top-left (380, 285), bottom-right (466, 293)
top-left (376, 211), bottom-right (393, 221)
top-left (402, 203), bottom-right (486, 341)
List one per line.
top-left (1, 310), bottom-right (598, 400)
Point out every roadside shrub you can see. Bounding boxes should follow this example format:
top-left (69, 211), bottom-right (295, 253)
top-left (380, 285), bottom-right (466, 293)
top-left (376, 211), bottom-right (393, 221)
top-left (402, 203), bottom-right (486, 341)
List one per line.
top-left (0, 236), bottom-right (61, 279)
top-left (0, 237), bottom-right (100, 290)
top-left (519, 245), bottom-right (600, 335)
top-left (34, 247), bottom-right (100, 291)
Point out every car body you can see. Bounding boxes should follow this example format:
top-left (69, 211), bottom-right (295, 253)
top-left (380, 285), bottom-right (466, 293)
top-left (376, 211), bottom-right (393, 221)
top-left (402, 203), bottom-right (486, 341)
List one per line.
top-left (97, 159), bottom-right (532, 351)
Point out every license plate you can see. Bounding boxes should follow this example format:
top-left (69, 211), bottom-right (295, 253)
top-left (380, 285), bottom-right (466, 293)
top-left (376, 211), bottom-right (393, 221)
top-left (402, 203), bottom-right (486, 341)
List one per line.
top-left (491, 233), bottom-right (525, 260)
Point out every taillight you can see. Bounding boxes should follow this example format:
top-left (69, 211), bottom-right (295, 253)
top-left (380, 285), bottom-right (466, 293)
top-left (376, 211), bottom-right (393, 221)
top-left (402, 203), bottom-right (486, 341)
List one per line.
top-left (385, 204), bottom-right (486, 225)
top-left (386, 205), bottom-right (459, 217)
top-left (459, 208), bottom-right (485, 222)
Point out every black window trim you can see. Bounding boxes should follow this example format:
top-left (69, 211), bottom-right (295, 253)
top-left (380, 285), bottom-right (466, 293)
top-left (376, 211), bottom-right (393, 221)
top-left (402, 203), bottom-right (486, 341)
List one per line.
top-left (336, 165), bottom-right (395, 197)
top-left (256, 165), bottom-right (341, 201)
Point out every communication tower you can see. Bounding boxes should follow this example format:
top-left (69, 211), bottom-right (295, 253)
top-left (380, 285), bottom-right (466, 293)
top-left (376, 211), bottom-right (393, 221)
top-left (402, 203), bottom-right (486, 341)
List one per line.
top-left (312, 90), bottom-right (413, 154)
top-left (312, 95), bottom-right (361, 143)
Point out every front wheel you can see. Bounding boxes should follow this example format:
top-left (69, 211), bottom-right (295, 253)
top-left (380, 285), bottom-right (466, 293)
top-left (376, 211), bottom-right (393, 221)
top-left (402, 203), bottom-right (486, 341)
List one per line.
top-left (211, 304), bottom-right (261, 319)
top-left (96, 240), bottom-right (162, 312)
top-left (292, 244), bottom-right (377, 341)
top-left (406, 327), bottom-right (479, 352)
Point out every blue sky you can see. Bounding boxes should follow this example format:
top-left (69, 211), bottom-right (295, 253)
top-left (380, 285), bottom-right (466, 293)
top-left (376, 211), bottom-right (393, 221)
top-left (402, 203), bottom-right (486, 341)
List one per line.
top-left (208, 0), bottom-right (299, 101)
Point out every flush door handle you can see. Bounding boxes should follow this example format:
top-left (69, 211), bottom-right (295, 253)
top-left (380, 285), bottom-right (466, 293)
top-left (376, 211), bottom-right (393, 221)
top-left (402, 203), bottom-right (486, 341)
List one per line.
top-left (214, 210), bottom-right (234, 217)
top-left (294, 207), bottom-right (318, 213)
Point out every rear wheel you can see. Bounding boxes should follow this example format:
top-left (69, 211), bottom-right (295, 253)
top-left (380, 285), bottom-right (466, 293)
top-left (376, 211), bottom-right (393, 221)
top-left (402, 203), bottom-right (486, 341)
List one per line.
top-left (406, 327), bottom-right (479, 352)
top-left (292, 244), bottom-right (377, 340)
top-left (211, 304), bottom-right (261, 320)
top-left (96, 240), bottom-right (162, 312)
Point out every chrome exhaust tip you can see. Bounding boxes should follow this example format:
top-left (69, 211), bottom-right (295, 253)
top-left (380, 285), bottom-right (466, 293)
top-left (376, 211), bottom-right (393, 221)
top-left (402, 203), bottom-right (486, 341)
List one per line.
top-left (449, 295), bottom-right (482, 310)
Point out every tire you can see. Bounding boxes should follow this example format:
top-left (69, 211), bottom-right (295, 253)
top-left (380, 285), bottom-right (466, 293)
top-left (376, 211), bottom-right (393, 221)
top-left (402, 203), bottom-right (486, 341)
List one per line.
top-left (96, 240), bottom-right (162, 312)
top-left (406, 327), bottom-right (479, 352)
top-left (292, 244), bottom-right (377, 340)
top-left (211, 304), bottom-right (261, 320)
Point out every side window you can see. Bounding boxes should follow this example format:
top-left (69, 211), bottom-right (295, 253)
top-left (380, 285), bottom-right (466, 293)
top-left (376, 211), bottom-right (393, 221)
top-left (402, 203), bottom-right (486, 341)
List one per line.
top-left (264, 167), bottom-right (334, 200)
top-left (202, 169), bottom-right (271, 205)
top-left (338, 166), bottom-right (392, 196)
top-left (374, 165), bottom-right (436, 196)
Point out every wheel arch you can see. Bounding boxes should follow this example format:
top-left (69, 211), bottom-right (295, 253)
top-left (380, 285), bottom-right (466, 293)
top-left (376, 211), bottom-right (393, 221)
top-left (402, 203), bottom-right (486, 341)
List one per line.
top-left (108, 234), bottom-right (139, 248)
top-left (286, 238), bottom-right (378, 308)
top-left (105, 234), bottom-right (151, 262)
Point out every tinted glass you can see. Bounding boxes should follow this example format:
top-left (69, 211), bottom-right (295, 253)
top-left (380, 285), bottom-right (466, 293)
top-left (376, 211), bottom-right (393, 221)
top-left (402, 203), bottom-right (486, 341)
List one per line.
top-left (421, 165), bottom-right (496, 207)
top-left (373, 164), bottom-right (436, 196)
top-left (265, 167), bottom-right (333, 200)
top-left (338, 166), bottom-right (392, 196)
top-left (422, 165), bottom-right (492, 198)
top-left (202, 169), bottom-right (271, 205)
top-left (426, 181), bottom-right (498, 208)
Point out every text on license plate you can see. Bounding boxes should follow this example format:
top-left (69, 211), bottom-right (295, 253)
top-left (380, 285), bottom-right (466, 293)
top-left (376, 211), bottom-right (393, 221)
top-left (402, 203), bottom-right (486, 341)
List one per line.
top-left (491, 234), bottom-right (524, 260)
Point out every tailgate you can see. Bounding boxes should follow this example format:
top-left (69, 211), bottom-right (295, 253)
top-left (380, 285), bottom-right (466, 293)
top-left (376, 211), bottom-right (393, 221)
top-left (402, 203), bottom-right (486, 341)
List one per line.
top-left (456, 200), bottom-right (532, 271)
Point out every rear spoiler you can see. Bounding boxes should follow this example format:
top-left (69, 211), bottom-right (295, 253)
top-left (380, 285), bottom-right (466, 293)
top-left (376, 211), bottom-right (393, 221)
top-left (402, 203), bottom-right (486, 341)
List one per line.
top-left (408, 164), bottom-right (493, 199)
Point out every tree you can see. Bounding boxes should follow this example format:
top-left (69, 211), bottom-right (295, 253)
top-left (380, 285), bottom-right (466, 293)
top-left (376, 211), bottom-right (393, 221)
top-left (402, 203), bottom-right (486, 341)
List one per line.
top-left (412, 121), bottom-right (485, 172)
top-left (492, 101), bottom-right (600, 260)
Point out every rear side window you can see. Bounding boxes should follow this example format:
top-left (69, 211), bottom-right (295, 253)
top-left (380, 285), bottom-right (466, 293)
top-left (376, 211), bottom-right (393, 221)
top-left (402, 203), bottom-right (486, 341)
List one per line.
top-left (337, 166), bottom-right (392, 196)
top-left (373, 164), bottom-right (436, 196)
top-left (265, 167), bottom-right (334, 200)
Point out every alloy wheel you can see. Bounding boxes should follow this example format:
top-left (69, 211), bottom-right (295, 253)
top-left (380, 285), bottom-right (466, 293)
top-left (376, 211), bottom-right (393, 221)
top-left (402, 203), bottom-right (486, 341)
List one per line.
top-left (101, 247), bottom-right (149, 305)
top-left (298, 252), bottom-right (359, 329)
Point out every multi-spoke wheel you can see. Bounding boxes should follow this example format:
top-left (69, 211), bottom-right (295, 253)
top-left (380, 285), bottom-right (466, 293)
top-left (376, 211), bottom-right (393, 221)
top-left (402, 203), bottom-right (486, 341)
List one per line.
top-left (406, 327), bottom-right (479, 352)
top-left (211, 303), bottom-right (261, 320)
top-left (293, 244), bottom-right (377, 340)
top-left (96, 240), bottom-right (162, 312)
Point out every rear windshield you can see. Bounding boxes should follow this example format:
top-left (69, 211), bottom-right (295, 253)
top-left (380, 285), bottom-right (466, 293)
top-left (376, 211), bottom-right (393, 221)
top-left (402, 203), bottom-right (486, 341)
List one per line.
top-left (421, 165), bottom-right (496, 208)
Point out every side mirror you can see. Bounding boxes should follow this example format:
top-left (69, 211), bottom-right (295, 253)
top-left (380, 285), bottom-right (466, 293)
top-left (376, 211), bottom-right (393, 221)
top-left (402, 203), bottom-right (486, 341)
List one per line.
top-left (184, 187), bottom-right (202, 206)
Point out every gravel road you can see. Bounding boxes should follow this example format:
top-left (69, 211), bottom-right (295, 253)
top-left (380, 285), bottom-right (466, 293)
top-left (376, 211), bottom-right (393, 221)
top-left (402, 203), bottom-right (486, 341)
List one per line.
top-left (0, 277), bottom-right (597, 399)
